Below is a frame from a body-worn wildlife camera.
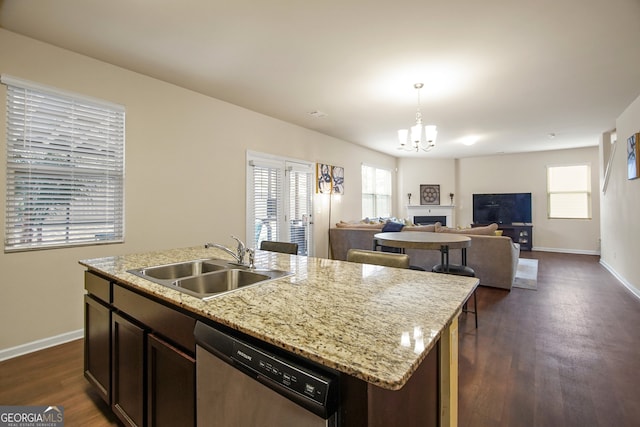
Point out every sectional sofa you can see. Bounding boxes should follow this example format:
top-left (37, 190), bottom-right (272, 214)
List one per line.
top-left (329, 222), bottom-right (520, 290)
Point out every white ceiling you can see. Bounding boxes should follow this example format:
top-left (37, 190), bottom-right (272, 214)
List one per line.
top-left (2, 0), bottom-right (640, 158)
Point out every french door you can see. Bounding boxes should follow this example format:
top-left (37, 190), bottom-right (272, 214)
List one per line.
top-left (246, 152), bottom-right (314, 256)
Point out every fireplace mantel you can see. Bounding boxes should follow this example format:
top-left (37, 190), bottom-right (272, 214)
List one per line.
top-left (406, 205), bottom-right (455, 227)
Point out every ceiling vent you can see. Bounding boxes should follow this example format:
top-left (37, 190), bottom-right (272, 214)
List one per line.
top-left (308, 110), bottom-right (328, 118)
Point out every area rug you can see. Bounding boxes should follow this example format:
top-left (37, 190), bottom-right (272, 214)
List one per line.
top-left (513, 258), bottom-right (538, 290)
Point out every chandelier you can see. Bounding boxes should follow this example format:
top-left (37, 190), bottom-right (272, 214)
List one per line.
top-left (397, 83), bottom-right (437, 152)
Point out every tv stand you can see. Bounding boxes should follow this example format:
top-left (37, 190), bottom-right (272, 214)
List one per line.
top-left (472, 223), bottom-right (532, 251)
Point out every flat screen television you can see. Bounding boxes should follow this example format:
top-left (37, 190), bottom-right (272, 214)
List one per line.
top-left (473, 193), bottom-right (532, 224)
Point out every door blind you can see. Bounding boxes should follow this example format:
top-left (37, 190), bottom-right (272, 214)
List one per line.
top-left (250, 162), bottom-right (283, 249)
top-left (287, 165), bottom-right (313, 256)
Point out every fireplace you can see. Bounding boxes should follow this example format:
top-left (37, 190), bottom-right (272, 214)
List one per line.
top-left (414, 215), bottom-right (447, 226)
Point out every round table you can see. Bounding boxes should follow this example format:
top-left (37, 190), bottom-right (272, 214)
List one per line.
top-left (373, 231), bottom-right (471, 271)
top-left (374, 231), bottom-right (478, 327)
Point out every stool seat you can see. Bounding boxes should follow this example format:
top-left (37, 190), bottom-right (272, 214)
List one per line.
top-left (432, 264), bottom-right (478, 329)
top-left (260, 241), bottom-right (298, 255)
top-left (346, 249), bottom-right (410, 269)
top-left (432, 264), bottom-right (475, 277)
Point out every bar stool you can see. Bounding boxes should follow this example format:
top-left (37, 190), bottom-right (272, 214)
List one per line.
top-left (346, 249), bottom-right (410, 269)
top-left (432, 264), bottom-right (478, 328)
top-left (260, 241), bottom-right (298, 255)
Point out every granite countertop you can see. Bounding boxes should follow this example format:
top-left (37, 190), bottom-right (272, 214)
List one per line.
top-left (80, 246), bottom-right (478, 390)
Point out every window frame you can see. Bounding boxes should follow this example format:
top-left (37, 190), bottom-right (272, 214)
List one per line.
top-left (546, 163), bottom-right (592, 220)
top-left (3, 75), bottom-right (125, 252)
top-left (361, 164), bottom-right (392, 218)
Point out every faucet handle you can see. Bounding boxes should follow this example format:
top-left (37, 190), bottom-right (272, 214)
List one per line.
top-left (246, 248), bottom-right (255, 269)
top-left (231, 235), bottom-right (245, 263)
top-left (231, 235), bottom-right (244, 248)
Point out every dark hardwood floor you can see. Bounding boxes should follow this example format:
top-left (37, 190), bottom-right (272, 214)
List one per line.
top-left (458, 251), bottom-right (640, 427)
top-left (1, 252), bottom-right (638, 426)
top-left (0, 338), bottom-right (119, 426)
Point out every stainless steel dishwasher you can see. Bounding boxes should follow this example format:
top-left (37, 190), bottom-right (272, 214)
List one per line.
top-left (194, 321), bottom-right (339, 427)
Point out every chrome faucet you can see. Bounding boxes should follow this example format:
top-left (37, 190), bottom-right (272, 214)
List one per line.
top-left (231, 235), bottom-right (245, 262)
top-left (205, 235), bottom-right (247, 265)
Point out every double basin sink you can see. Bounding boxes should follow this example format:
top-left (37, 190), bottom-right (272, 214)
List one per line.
top-left (127, 258), bottom-right (292, 299)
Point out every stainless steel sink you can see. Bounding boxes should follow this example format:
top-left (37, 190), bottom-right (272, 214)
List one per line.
top-left (175, 269), bottom-right (269, 295)
top-left (140, 259), bottom-right (227, 280)
top-left (127, 258), bottom-right (292, 299)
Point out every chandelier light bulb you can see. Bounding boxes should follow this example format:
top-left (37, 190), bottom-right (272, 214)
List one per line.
top-left (398, 129), bottom-right (408, 146)
top-left (411, 122), bottom-right (423, 143)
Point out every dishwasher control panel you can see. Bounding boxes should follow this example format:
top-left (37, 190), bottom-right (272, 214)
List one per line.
top-left (194, 321), bottom-right (338, 419)
top-left (232, 340), bottom-right (332, 406)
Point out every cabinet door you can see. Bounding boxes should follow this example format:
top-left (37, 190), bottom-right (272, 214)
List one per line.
top-left (112, 312), bottom-right (146, 427)
top-left (84, 294), bottom-right (111, 404)
top-left (147, 334), bottom-right (196, 427)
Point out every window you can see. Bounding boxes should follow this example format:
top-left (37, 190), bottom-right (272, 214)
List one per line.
top-left (246, 152), bottom-right (314, 255)
top-left (361, 164), bottom-right (392, 218)
top-left (3, 75), bottom-right (125, 251)
top-left (547, 164), bottom-right (591, 219)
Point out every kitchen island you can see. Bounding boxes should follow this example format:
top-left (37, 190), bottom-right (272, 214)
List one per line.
top-left (80, 245), bottom-right (478, 427)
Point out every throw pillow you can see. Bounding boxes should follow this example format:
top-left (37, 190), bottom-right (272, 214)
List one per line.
top-left (382, 221), bottom-right (404, 232)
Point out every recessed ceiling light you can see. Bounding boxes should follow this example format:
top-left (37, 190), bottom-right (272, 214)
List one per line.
top-left (461, 135), bottom-right (479, 146)
top-left (308, 110), bottom-right (328, 118)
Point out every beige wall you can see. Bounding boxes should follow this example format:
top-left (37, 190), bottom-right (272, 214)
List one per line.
top-left (397, 157), bottom-right (456, 220)
top-left (457, 148), bottom-right (601, 253)
top-left (397, 148), bottom-right (601, 253)
top-left (0, 29), bottom-right (395, 352)
top-left (600, 94), bottom-right (640, 296)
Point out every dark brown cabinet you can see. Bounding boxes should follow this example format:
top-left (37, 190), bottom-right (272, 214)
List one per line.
top-left (499, 224), bottom-right (533, 251)
top-left (84, 272), bottom-right (196, 427)
top-left (84, 294), bottom-right (111, 404)
top-left (112, 312), bottom-right (146, 427)
top-left (147, 334), bottom-right (195, 427)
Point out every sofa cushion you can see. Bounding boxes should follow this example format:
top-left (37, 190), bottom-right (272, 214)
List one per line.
top-left (403, 223), bottom-right (439, 232)
top-left (436, 223), bottom-right (498, 235)
top-left (335, 221), bottom-right (383, 229)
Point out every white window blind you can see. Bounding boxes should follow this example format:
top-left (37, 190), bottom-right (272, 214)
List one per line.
top-left (547, 164), bottom-right (591, 219)
top-left (3, 75), bottom-right (125, 251)
top-left (362, 164), bottom-right (391, 218)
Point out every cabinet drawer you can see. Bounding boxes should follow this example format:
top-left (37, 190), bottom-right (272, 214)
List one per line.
top-left (113, 284), bottom-right (196, 353)
top-left (85, 271), bottom-right (112, 304)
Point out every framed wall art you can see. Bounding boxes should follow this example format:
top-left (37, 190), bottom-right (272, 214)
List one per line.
top-left (317, 163), bottom-right (345, 194)
top-left (331, 166), bottom-right (344, 194)
top-left (420, 184), bottom-right (440, 205)
top-left (317, 163), bottom-right (332, 193)
top-left (628, 133), bottom-right (639, 180)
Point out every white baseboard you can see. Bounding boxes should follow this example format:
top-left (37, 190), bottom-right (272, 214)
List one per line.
top-left (532, 246), bottom-right (600, 256)
top-left (0, 329), bottom-right (83, 362)
top-left (600, 260), bottom-right (640, 301)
